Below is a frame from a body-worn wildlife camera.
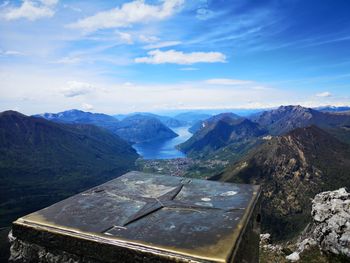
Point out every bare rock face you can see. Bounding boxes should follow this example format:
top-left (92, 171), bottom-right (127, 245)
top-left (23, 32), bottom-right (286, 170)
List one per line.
top-left (311, 188), bottom-right (350, 257)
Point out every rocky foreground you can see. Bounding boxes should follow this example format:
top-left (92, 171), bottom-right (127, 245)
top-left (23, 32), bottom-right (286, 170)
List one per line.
top-left (260, 188), bottom-right (350, 262)
top-left (311, 188), bottom-right (350, 258)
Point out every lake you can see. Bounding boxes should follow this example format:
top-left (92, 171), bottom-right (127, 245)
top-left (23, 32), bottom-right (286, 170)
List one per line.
top-left (132, 126), bottom-right (192, 159)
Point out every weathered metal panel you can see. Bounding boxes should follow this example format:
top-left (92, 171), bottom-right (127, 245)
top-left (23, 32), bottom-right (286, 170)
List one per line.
top-left (10, 171), bottom-right (261, 262)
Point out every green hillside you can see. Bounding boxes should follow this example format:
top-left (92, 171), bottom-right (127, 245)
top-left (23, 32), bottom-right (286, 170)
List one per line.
top-left (0, 111), bottom-right (139, 227)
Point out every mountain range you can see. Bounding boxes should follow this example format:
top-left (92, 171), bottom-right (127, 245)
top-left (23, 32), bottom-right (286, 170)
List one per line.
top-left (0, 111), bottom-right (138, 227)
top-left (115, 111), bottom-right (211, 128)
top-left (211, 125), bottom-right (350, 240)
top-left (114, 112), bottom-right (186, 128)
top-left (36, 110), bottom-right (178, 143)
top-left (314, 106), bottom-right (350, 112)
top-left (179, 113), bottom-right (267, 161)
top-left (179, 106), bottom-right (350, 160)
top-left (114, 114), bottom-right (178, 143)
top-left (173, 112), bottom-right (212, 125)
top-left (178, 105), bottom-right (350, 242)
top-left (36, 109), bottom-right (120, 126)
top-left (188, 112), bottom-right (243, 133)
top-left (250, 105), bottom-right (350, 136)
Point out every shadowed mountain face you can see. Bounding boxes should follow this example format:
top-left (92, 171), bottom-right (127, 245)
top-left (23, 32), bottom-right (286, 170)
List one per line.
top-left (0, 111), bottom-right (139, 227)
top-left (174, 112), bottom-right (212, 125)
top-left (114, 112), bottom-right (186, 128)
top-left (36, 110), bottom-right (178, 143)
top-left (251, 105), bottom-right (350, 135)
top-left (179, 114), bottom-right (267, 160)
top-left (212, 126), bottom-right (350, 240)
top-left (115, 114), bottom-right (178, 143)
top-left (188, 112), bottom-right (242, 134)
top-left (138, 113), bottom-right (186, 128)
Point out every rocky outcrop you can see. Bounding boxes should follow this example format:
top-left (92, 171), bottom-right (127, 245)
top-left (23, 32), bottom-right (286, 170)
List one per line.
top-left (311, 188), bottom-right (350, 257)
top-left (281, 188), bottom-right (350, 261)
top-left (284, 238), bottom-right (317, 262)
top-left (259, 233), bottom-right (283, 253)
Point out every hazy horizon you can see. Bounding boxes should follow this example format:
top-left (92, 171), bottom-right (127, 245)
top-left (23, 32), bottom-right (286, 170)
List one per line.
top-left (4, 104), bottom-right (350, 117)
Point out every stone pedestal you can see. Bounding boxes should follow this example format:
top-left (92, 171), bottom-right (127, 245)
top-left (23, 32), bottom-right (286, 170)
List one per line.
top-left (10, 171), bottom-right (261, 263)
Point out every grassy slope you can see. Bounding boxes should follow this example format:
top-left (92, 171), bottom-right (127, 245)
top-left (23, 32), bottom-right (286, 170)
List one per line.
top-left (212, 126), bottom-right (350, 240)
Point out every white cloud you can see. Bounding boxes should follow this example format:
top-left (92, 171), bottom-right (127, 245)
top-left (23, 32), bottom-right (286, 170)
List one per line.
top-left (123, 82), bottom-right (134, 86)
top-left (63, 4), bottom-right (81, 13)
top-left (62, 81), bottom-right (94, 97)
top-left (0, 50), bottom-right (23, 56)
top-left (117, 31), bottom-right (133, 44)
top-left (81, 103), bottom-right (94, 111)
top-left (205, 78), bottom-right (252, 85)
top-left (135, 49), bottom-right (226, 65)
top-left (69, 0), bottom-right (184, 32)
top-left (316, 91), bottom-right (332, 97)
top-left (143, 41), bottom-right (181, 49)
top-left (139, 35), bottom-right (160, 43)
top-left (39, 0), bottom-right (58, 6)
top-left (180, 67), bottom-right (198, 71)
top-left (3, 65), bottom-right (349, 115)
top-left (251, 86), bottom-right (272, 91)
top-left (3, 0), bottom-right (58, 21)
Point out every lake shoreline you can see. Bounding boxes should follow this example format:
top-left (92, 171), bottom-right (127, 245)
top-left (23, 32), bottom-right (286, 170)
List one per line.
top-left (132, 126), bottom-right (192, 160)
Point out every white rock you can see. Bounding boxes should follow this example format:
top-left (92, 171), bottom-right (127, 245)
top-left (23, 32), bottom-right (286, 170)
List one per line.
top-left (260, 233), bottom-right (271, 242)
top-left (286, 252), bottom-right (300, 262)
top-left (297, 238), bottom-right (317, 253)
top-left (311, 187), bottom-right (350, 257)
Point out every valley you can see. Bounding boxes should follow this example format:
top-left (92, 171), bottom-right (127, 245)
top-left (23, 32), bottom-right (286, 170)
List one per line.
top-left (136, 157), bottom-right (229, 178)
top-left (1, 106), bottom-right (350, 262)
top-left (3, 2), bottom-right (350, 261)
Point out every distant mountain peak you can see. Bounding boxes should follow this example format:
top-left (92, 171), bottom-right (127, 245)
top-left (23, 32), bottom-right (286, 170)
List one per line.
top-left (314, 105), bottom-right (350, 113)
top-left (117, 114), bottom-right (178, 143)
top-left (35, 109), bottom-right (178, 143)
top-left (66, 109), bottom-right (82, 112)
top-left (179, 113), bottom-right (266, 159)
top-left (0, 110), bottom-right (26, 117)
top-left (251, 105), bottom-right (350, 135)
top-left (206, 112), bottom-right (242, 123)
top-left (212, 112), bottom-right (240, 118)
top-left (277, 105), bottom-right (313, 113)
top-left (123, 114), bottom-right (155, 121)
top-left (188, 112), bottom-right (243, 134)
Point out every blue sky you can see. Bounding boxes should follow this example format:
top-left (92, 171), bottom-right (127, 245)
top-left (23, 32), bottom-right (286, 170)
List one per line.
top-left (0, 0), bottom-right (349, 114)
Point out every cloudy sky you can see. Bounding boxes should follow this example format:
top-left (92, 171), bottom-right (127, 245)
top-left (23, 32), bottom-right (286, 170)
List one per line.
top-left (0, 0), bottom-right (349, 114)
